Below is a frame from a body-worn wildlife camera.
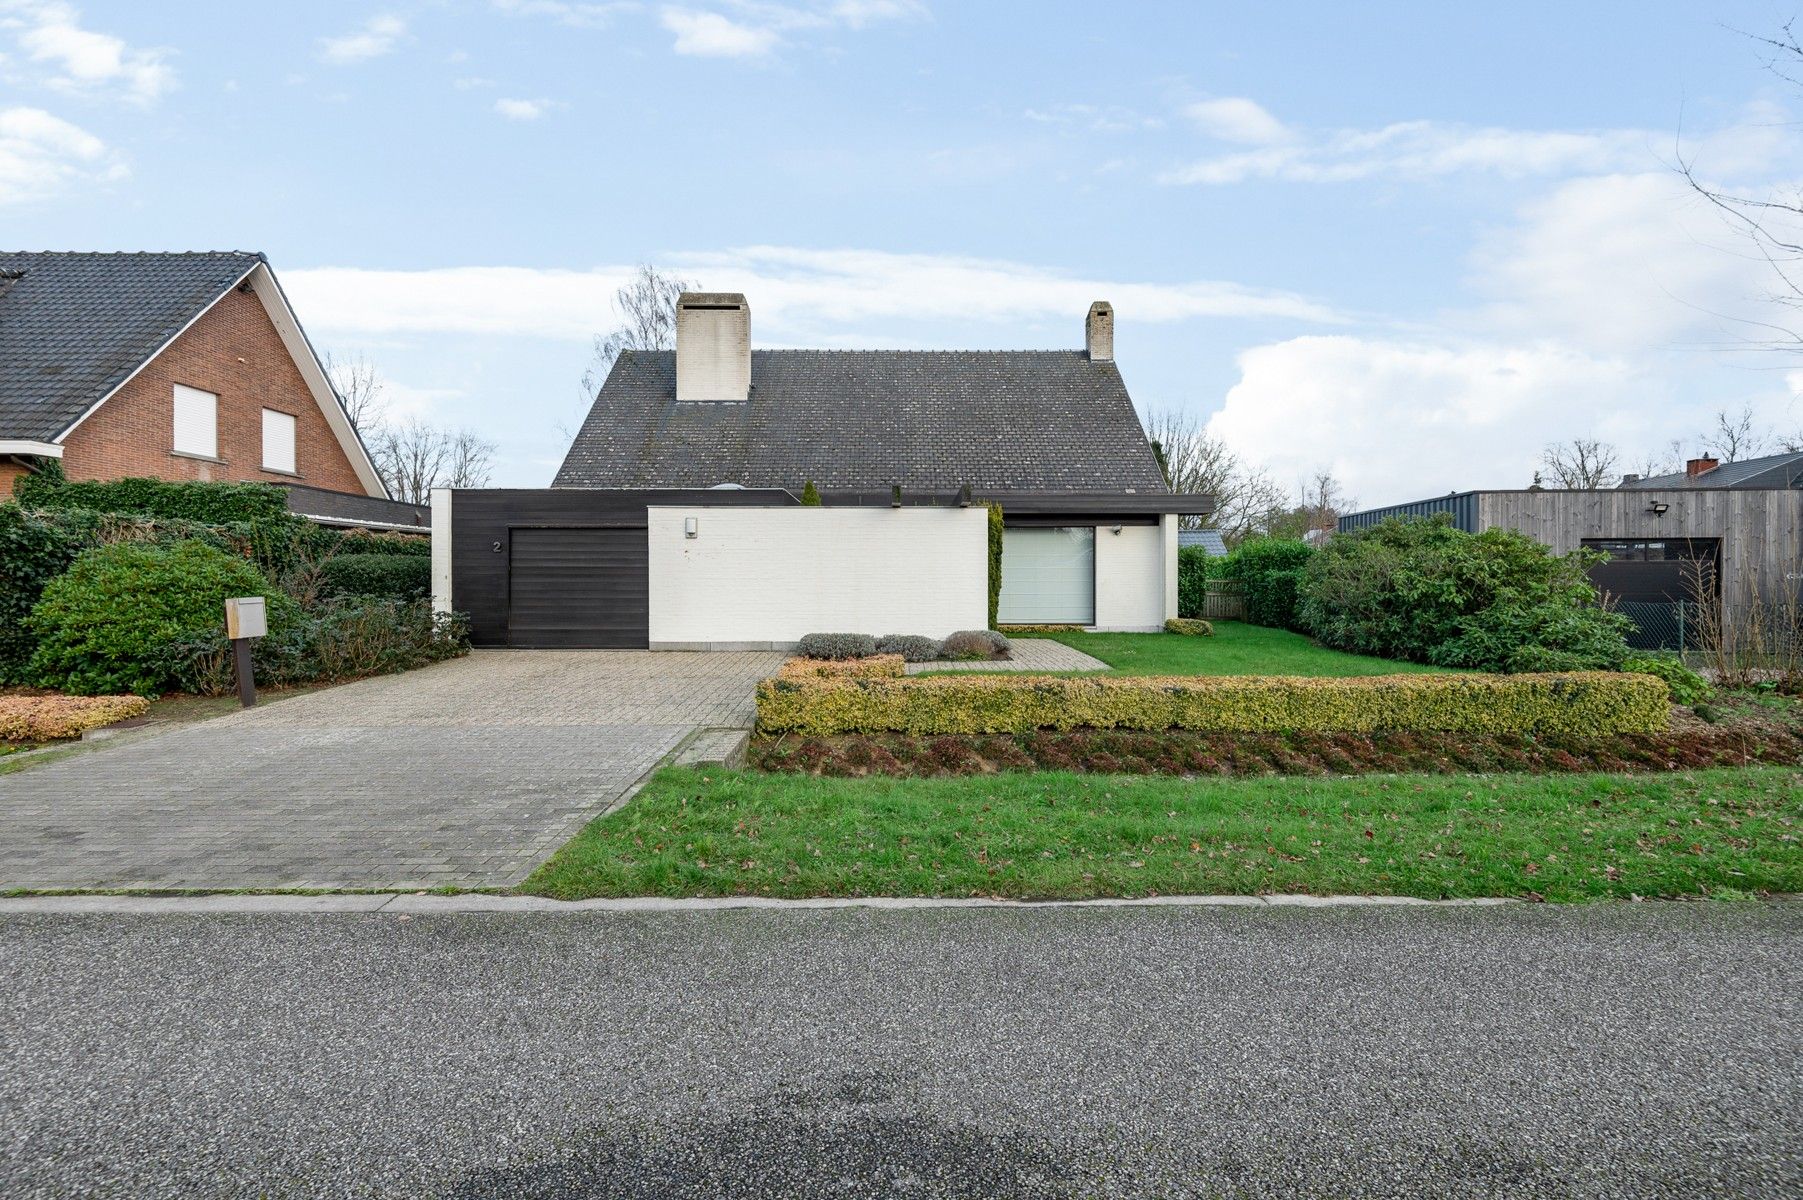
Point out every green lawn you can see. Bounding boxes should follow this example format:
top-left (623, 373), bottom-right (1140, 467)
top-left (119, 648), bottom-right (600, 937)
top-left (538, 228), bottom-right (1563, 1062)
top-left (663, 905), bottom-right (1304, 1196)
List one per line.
top-left (1008, 623), bottom-right (1450, 677)
top-left (521, 764), bottom-right (1803, 902)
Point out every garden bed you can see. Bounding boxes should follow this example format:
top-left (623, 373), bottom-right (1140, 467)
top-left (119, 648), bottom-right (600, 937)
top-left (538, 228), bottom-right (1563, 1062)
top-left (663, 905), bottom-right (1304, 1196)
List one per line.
top-left (751, 721), bottom-right (1803, 778)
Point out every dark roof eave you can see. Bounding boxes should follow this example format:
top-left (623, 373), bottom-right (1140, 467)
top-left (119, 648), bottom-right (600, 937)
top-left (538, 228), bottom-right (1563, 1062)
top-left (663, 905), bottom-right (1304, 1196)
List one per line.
top-left (816, 487), bottom-right (1213, 515)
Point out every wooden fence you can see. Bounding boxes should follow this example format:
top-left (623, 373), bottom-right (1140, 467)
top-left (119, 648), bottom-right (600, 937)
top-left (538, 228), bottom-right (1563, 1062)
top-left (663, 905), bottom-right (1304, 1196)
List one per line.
top-left (1202, 580), bottom-right (1245, 621)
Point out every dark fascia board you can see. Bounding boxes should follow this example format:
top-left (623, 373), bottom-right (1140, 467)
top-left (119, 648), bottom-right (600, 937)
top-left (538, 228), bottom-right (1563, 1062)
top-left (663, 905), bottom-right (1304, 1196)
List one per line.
top-left (817, 488), bottom-right (1214, 515)
top-left (1345, 484), bottom-right (1800, 518)
top-left (459, 486), bottom-right (801, 504)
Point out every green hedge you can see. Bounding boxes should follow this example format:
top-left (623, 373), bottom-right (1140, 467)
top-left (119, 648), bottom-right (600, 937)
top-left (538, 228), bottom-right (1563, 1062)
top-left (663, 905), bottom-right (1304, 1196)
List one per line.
top-left (1218, 538), bottom-right (1315, 629)
top-left (1176, 545), bottom-right (1209, 619)
top-left (318, 552), bottom-right (430, 600)
top-left (14, 474), bottom-right (290, 524)
top-left (755, 670), bottom-right (1669, 737)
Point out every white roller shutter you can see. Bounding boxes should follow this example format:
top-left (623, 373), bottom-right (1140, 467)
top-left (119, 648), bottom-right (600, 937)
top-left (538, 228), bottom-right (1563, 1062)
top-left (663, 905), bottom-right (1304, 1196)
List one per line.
top-left (997, 527), bottom-right (1095, 624)
top-left (262, 409), bottom-right (297, 473)
top-left (171, 384), bottom-right (217, 458)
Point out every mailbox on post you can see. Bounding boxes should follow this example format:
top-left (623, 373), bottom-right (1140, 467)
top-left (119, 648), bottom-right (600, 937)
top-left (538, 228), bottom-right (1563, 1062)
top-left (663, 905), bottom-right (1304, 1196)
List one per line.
top-left (224, 596), bottom-right (267, 707)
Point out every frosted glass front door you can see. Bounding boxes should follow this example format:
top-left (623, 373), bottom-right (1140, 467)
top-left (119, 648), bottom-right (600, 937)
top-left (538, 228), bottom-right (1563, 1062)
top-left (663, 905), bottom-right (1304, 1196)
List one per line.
top-left (997, 527), bottom-right (1095, 624)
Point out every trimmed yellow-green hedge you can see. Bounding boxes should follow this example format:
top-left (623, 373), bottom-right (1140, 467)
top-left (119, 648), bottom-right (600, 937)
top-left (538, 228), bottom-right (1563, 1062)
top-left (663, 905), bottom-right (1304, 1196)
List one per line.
top-left (0, 693), bottom-right (150, 742)
top-left (755, 671), bottom-right (1669, 737)
top-left (776, 654), bottom-right (906, 680)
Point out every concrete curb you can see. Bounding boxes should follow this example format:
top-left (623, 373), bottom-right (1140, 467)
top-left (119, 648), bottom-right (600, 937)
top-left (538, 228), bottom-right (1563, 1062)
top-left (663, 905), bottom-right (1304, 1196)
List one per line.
top-left (0, 893), bottom-right (1517, 915)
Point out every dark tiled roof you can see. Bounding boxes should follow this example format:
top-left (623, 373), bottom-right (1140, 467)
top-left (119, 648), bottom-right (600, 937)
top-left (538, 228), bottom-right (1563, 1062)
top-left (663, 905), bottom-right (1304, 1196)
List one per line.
top-left (0, 251), bottom-right (263, 442)
top-left (554, 349), bottom-right (1171, 493)
top-left (1177, 528), bottom-right (1228, 555)
top-left (1621, 451), bottom-right (1803, 490)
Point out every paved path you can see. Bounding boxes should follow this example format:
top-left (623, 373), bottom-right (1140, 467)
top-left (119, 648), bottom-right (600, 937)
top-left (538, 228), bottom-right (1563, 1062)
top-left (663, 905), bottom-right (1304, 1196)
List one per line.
top-left (0, 903), bottom-right (1795, 1199)
top-left (0, 650), bottom-right (783, 891)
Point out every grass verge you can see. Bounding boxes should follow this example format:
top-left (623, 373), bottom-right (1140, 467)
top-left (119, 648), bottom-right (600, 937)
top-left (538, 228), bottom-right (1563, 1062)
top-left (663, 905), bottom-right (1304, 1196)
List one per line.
top-left (993, 624), bottom-right (1452, 678)
top-left (521, 764), bottom-right (1803, 903)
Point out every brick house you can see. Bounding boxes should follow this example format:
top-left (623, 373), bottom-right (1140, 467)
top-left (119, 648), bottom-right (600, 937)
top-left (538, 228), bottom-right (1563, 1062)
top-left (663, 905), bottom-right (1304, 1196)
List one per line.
top-left (0, 251), bottom-right (423, 528)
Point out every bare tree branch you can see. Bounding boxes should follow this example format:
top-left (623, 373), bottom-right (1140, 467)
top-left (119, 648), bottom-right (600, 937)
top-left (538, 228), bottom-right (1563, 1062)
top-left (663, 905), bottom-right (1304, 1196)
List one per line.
top-left (1540, 438), bottom-right (1621, 488)
top-left (580, 264), bottom-right (695, 401)
top-left (322, 351), bottom-right (386, 434)
top-left (1703, 403), bottom-right (1770, 462)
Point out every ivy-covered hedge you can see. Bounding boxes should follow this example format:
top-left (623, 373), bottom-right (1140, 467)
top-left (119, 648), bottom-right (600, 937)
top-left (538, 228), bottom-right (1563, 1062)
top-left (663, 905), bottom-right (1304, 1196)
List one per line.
top-left (755, 670), bottom-right (1669, 738)
top-left (14, 474), bottom-right (291, 524)
top-left (318, 552), bottom-right (431, 600)
top-left (0, 505), bottom-right (84, 683)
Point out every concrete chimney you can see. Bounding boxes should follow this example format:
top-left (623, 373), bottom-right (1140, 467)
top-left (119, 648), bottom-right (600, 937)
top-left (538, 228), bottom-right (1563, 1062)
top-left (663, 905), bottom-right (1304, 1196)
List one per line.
top-left (1685, 456), bottom-right (1719, 479)
top-left (675, 292), bottom-right (751, 402)
top-left (1085, 300), bottom-right (1114, 362)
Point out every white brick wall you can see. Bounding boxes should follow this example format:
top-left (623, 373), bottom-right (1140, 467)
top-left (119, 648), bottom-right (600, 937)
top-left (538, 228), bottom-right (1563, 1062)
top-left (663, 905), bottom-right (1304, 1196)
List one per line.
top-left (647, 506), bottom-right (989, 647)
top-left (1093, 521), bottom-right (1168, 630)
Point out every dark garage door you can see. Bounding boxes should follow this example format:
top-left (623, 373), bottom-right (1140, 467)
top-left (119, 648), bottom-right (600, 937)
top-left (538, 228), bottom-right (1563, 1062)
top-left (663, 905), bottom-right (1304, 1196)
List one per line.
top-left (507, 527), bottom-right (648, 648)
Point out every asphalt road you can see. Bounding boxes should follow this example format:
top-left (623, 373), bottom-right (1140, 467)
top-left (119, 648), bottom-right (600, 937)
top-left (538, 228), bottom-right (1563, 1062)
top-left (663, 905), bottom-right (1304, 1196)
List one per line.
top-left (1, 904), bottom-right (1797, 1199)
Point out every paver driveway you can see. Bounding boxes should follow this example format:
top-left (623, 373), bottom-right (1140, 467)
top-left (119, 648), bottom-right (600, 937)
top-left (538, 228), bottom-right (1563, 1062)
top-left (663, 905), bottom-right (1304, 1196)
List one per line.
top-left (0, 650), bottom-right (784, 891)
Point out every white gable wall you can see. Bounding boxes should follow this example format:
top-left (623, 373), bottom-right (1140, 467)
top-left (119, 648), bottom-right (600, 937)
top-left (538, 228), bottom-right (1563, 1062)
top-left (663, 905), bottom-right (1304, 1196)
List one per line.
top-left (647, 506), bottom-right (989, 648)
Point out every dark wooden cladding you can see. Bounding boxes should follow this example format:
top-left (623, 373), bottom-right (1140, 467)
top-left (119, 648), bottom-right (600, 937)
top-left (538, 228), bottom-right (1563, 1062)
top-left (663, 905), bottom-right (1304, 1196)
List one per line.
top-left (448, 488), bottom-right (796, 647)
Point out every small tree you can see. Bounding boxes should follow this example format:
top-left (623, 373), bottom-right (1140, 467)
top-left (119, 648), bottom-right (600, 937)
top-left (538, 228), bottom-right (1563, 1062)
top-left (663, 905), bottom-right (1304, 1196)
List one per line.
top-left (987, 504), bottom-right (1004, 629)
top-left (799, 480), bottom-right (822, 506)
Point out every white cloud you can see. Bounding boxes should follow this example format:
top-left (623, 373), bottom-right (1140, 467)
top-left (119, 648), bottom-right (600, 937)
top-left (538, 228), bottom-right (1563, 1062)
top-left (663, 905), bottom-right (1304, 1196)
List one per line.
top-left (1024, 102), bottom-right (1158, 133)
top-left (0, 104), bottom-right (125, 206)
top-left (319, 14), bottom-right (407, 64)
top-left (1166, 113), bottom-right (1654, 185)
top-left (1, 1), bottom-right (174, 103)
top-left (1206, 335), bottom-right (1665, 503)
top-left (281, 246), bottom-right (1338, 341)
top-left (655, 1), bottom-right (923, 58)
top-left (490, 0), bottom-right (637, 27)
top-left (660, 8), bottom-right (778, 57)
top-left (493, 96), bottom-right (554, 119)
top-left (1182, 97), bottom-right (1289, 146)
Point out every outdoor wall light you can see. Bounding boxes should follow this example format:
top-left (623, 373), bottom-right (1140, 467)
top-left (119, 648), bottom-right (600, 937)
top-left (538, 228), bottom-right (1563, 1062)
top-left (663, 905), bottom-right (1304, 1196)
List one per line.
top-left (684, 517), bottom-right (698, 539)
top-left (1111, 525), bottom-right (1123, 535)
top-left (1647, 501), bottom-right (1670, 516)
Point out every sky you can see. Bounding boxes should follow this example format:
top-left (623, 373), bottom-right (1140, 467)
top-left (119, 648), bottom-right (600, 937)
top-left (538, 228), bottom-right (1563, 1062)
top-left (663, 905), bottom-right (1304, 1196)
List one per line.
top-left (5, 1), bottom-right (1803, 505)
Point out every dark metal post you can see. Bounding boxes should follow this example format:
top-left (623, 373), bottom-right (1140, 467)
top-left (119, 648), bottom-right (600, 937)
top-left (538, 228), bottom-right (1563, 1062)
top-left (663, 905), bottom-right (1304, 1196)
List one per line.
top-left (233, 637), bottom-right (256, 708)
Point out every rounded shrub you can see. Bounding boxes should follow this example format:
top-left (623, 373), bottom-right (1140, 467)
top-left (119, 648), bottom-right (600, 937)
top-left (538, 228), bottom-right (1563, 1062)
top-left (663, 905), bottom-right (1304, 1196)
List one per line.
top-left (940, 629), bottom-right (1010, 660)
top-left (876, 634), bottom-right (942, 662)
top-left (1164, 617), bottom-right (1214, 637)
top-left (797, 632), bottom-right (879, 660)
top-left (26, 540), bottom-right (299, 697)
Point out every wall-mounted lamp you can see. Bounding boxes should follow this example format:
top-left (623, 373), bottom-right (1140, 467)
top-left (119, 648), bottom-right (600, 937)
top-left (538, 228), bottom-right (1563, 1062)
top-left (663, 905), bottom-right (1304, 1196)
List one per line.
top-left (1110, 525), bottom-right (1123, 535)
top-left (684, 516), bottom-right (698, 539)
top-left (1647, 501), bottom-right (1670, 516)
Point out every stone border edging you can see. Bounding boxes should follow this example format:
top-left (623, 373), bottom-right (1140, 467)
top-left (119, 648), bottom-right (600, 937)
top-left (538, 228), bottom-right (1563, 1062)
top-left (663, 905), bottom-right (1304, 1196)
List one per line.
top-left (0, 893), bottom-right (1516, 915)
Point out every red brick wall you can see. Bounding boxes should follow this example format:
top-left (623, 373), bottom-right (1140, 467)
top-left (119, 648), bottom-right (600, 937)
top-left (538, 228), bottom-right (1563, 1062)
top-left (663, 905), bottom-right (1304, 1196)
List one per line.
top-left (58, 286), bottom-right (372, 495)
top-left (0, 460), bottom-right (27, 498)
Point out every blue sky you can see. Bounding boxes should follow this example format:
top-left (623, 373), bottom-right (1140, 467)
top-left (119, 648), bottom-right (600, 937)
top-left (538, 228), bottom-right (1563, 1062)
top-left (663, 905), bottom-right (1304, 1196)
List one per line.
top-left (5, 0), bottom-right (1803, 503)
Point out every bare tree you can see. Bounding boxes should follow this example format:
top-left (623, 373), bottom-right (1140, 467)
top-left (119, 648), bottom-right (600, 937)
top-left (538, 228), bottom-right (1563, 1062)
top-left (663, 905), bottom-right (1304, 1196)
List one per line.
top-left (445, 429), bottom-right (495, 489)
top-left (1702, 403), bottom-right (1769, 462)
top-left (1139, 407), bottom-right (1291, 542)
top-left (1540, 437), bottom-right (1620, 488)
top-left (323, 352), bottom-right (387, 434)
top-left (370, 419), bottom-right (497, 503)
top-left (580, 264), bottom-right (695, 401)
top-left (1297, 468), bottom-right (1352, 536)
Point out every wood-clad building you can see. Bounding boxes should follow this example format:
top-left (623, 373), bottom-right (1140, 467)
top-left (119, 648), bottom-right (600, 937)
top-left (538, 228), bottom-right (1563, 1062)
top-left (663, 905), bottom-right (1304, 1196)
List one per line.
top-left (1340, 486), bottom-right (1803, 645)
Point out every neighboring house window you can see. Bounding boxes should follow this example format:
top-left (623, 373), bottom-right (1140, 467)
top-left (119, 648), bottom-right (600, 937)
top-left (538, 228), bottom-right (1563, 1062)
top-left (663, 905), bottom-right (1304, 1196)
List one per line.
top-left (171, 384), bottom-right (218, 458)
top-left (262, 409), bottom-right (297, 474)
